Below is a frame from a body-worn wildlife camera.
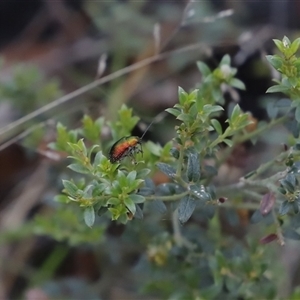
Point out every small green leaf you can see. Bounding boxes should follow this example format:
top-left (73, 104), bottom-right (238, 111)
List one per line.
top-left (93, 151), bottom-right (104, 167)
top-left (211, 119), bottom-right (222, 135)
top-left (280, 178), bottom-right (295, 193)
top-left (107, 197), bottom-right (120, 205)
top-left (178, 195), bottom-right (196, 223)
top-left (68, 163), bottom-right (90, 174)
top-left (219, 54), bottom-right (231, 66)
top-left (77, 139), bottom-right (87, 156)
top-left (230, 104), bottom-right (241, 122)
top-left (190, 185), bottom-right (210, 201)
top-left (266, 85), bottom-right (290, 93)
top-left (84, 206), bottom-right (95, 227)
top-left (197, 61), bottom-right (211, 77)
top-left (82, 185), bottom-right (93, 199)
top-left (282, 36), bottom-right (291, 47)
top-left (136, 168), bottom-right (151, 178)
top-left (156, 162), bottom-right (176, 178)
top-left (62, 180), bottom-right (78, 197)
top-left (165, 108), bottom-right (180, 117)
top-left (223, 139), bottom-right (233, 147)
top-left (273, 39), bottom-right (284, 52)
top-left (229, 78), bottom-right (246, 90)
top-left (266, 55), bottom-right (283, 70)
top-left (178, 86), bottom-right (188, 105)
top-left (124, 197), bottom-right (136, 214)
top-left (129, 194), bottom-right (146, 203)
top-left (187, 152), bottom-right (201, 182)
top-left (203, 104), bottom-right (224, 115)
top-left (127, 171), bottom-right (137, 183)
top-left (279, 200), bottom-right (291, 215)
top-left (81, 115), bottom-right (102, 143)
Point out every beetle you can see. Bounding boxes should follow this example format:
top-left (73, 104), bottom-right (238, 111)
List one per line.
top-left (109, 136), bottom-right (143, 163)
top-left (109, 111), bottom-right (166, 164)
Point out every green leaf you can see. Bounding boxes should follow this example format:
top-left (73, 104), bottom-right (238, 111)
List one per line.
top-left (165, 107), bottom-right (180, 118)
top-left (77, 139), bottom-right (87, 156)
top-left (178, 86), bottom-right (188, 105)
top-left (266, 55), bottom-right (283, 70)
top-left (68, 163), bottom-right (90, 174)
top-left (282, 36), bottom-right (291, 47)
top-left (178, 195), bottom-right (196, 223)
top-left (203, 104), bottom-right (224, 115)
top-left (62, 180), bottom-right (78, 198)
top-left (211, 119), bottom-right (222, 135)
top-left (93, 151), bottom-right (104, 167)
top-left (81, 115), bottom-right (102, 143)
top-left (190, 185), bottom-right (210, 201)
top-left (279, 200), bottom-right (291, 215)
top-left (219, 54), bottom-right (231, 66)
top-left (280, 178), bottom-right (295, 193)
top-left (129, 194), bottom-right (145, 204)
top-left (136, 168), bottom-right (151, 178)
top-left (156, 162), bottom-right (176, 178)
top-left (230, 104), bottom-right (241, 123)
top-left (107, 197), bottom-right (120, 205)
top-left (273, 39), bottom-right (284, 52)
top-left (124, 197), bottom-right (136, 214)
top-left (82, 185), bottom-right (93, 199)
top-left (187, 152), bottom-right (201, 182)
top-left (229, 78), bottom-right (246, 90)
top-left (266, 85), bottom-right (290, 93)
top-left (197, 61), bottom-right (211, 77)
top-left (84, 206), bottom-right (95, 227)
top-left (223, 139), bottom-right (233, 147)
top-left (127, 171), bottom-right (137, 183)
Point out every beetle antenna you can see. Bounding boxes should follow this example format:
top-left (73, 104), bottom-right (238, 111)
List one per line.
top-left (140, 111), bottom-right (167, 140)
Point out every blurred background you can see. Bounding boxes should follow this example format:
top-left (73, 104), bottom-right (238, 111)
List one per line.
top-left (0, 0), bottom-right (300, 299)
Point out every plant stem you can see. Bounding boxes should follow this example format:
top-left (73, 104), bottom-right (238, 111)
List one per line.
top-left (146, 191), bottom-right (189, 202)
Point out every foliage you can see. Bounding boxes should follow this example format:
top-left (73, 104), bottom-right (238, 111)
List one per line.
top-left (45, 37), bottom-right (300, 299)
top-left (0, 63), bottom-right (62, 114)
top-left (4, 35), bottom-right (300, 299)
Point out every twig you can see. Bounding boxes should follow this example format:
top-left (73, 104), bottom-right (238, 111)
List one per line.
top-left (0, 42), bottom-right (209, 144)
